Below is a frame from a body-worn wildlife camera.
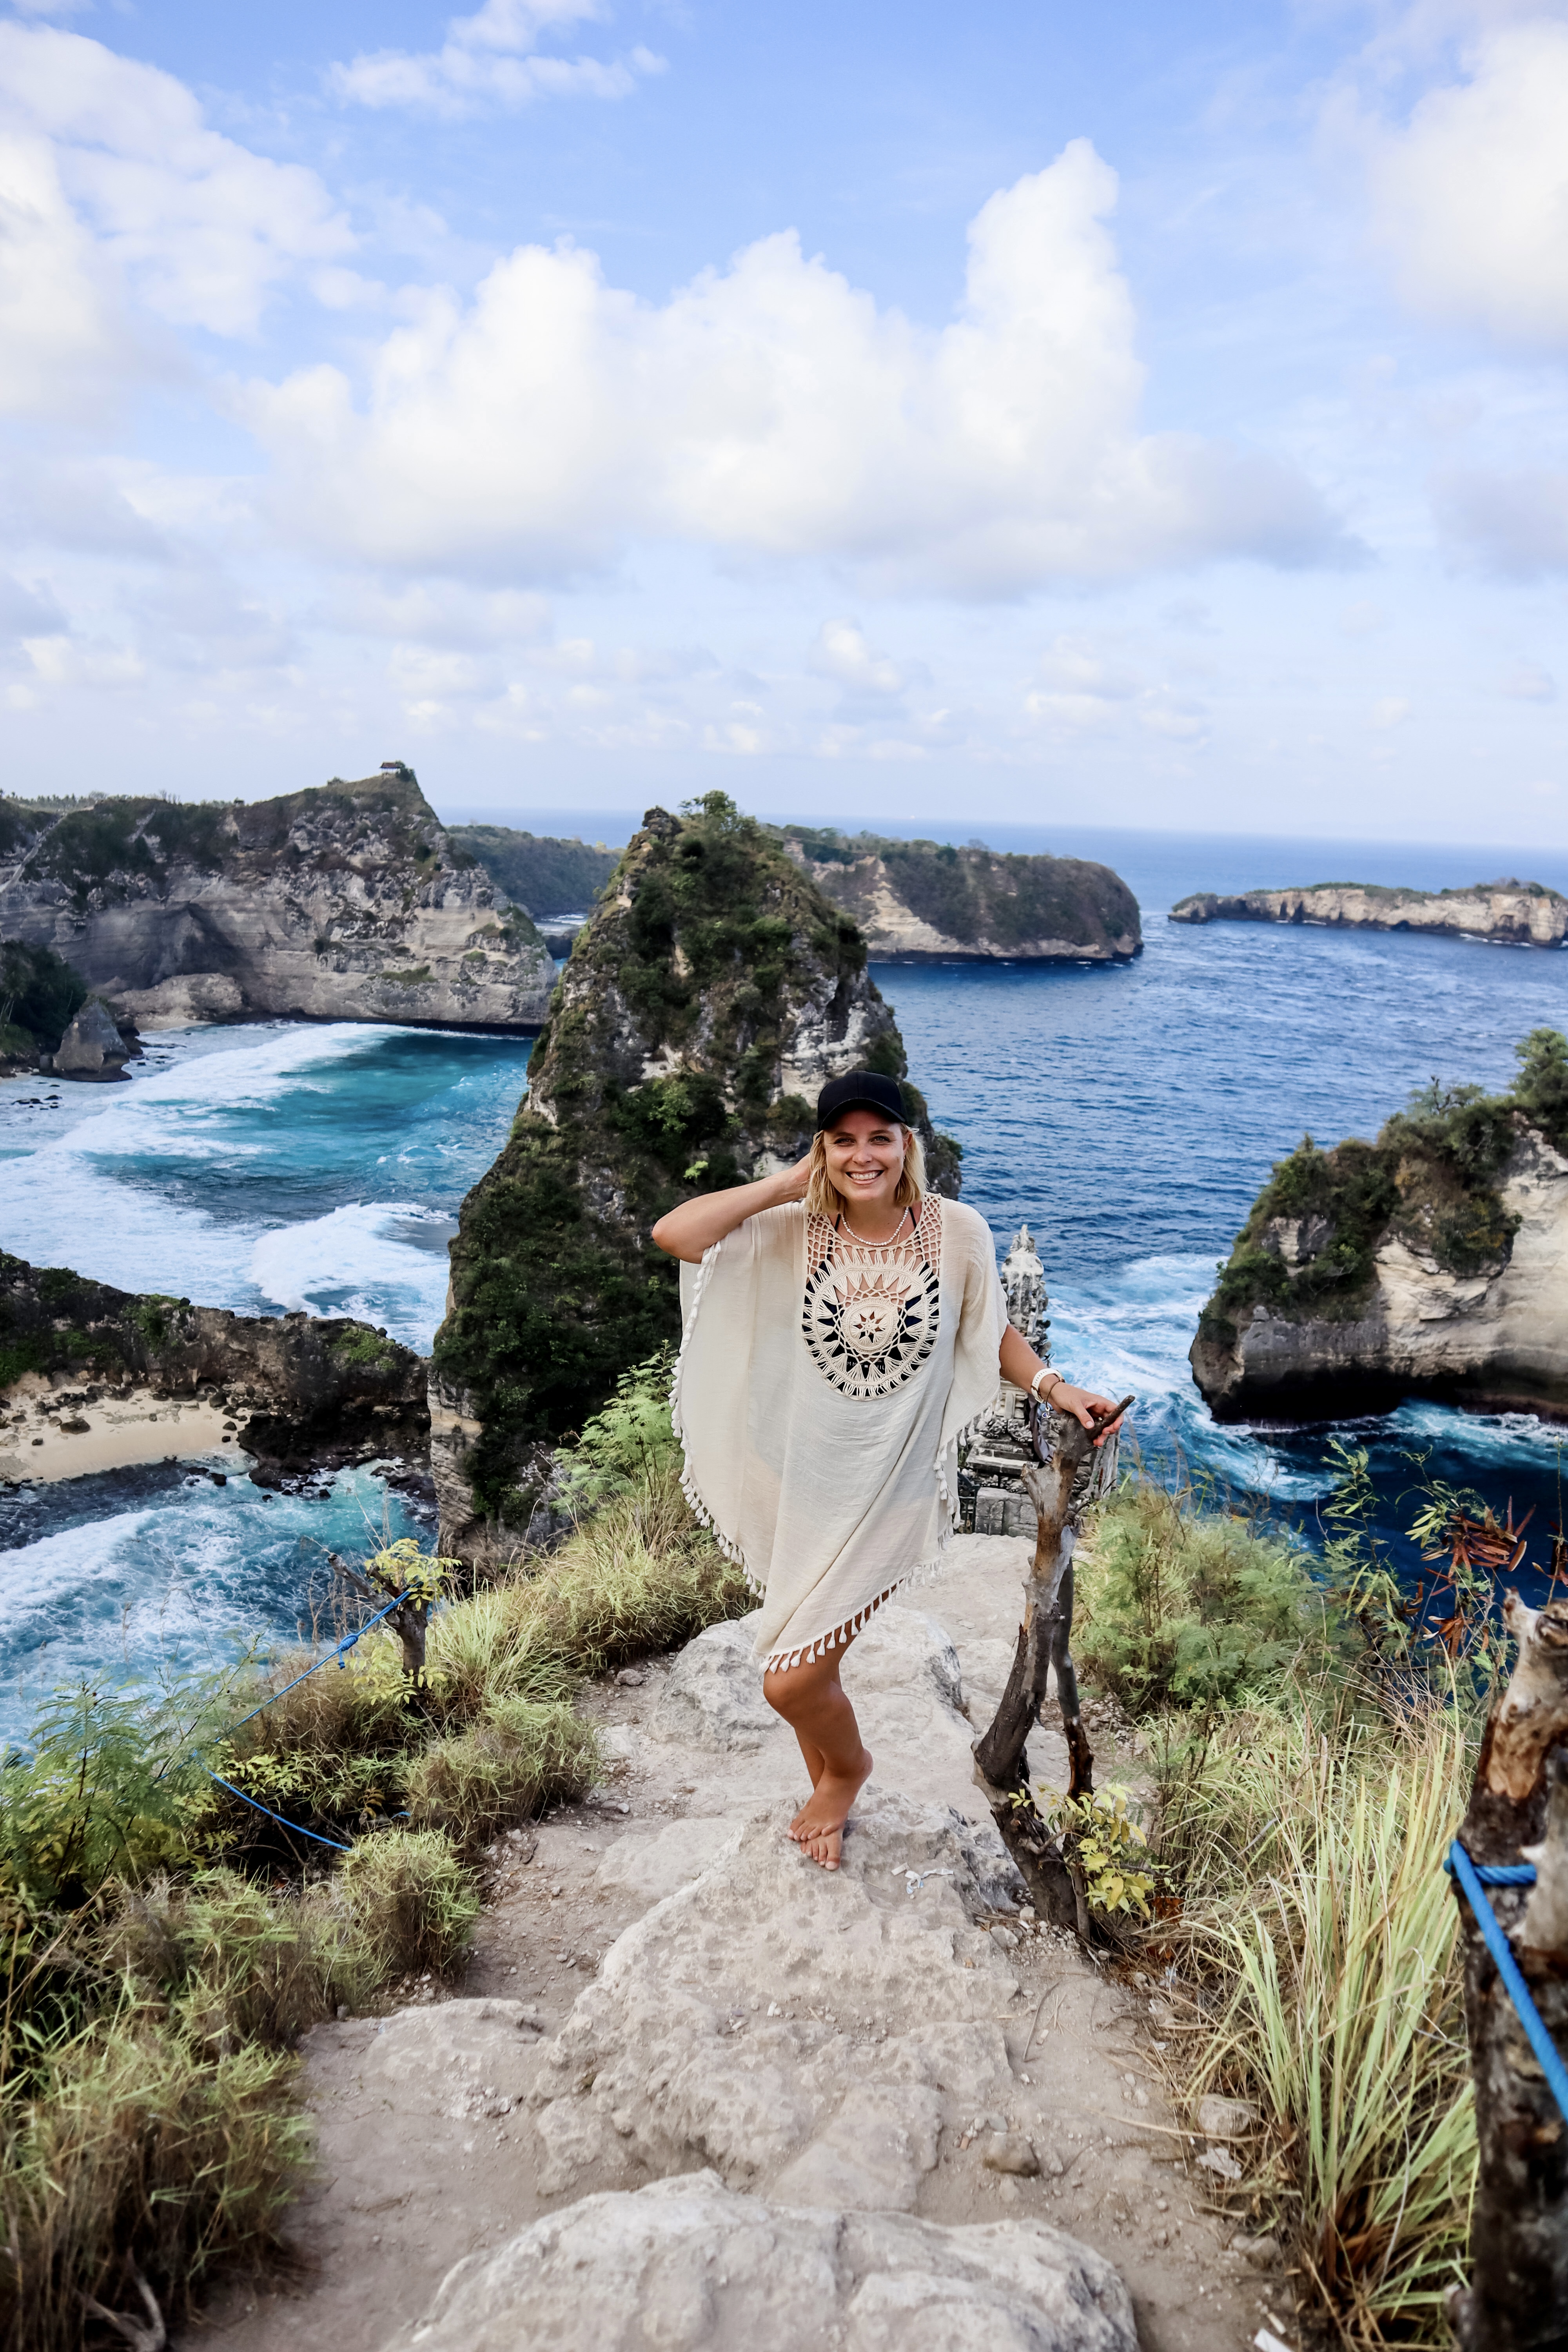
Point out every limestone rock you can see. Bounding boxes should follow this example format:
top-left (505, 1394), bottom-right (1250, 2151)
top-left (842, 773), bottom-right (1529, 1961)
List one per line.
top-left (593, 1816), bottom-right (743, 1903)
top-left (383, 2169), bottom-right (1136, 2352)
top-left (981, 2132), bottom-right (1042, 2177)
top-left (0, 1250), bottom-right (427, 1472)
top-left (55, 997), bottom-right (131, 1080)
top-left (1169, 878), bottom-right (1568, 945)
top-left (1196, 2094), bottom-right (1258, 2141)
top-left (529, 1787), bottom-right (1029, 2213)
top-left (648, 1617), bottom-right (779, 1751)
top-left (0, 771), bottom-right (554, 1035)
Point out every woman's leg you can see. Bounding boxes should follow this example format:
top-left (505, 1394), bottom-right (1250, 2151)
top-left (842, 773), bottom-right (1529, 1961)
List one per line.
top-left (762, 1644), bottom-right (873, 1871)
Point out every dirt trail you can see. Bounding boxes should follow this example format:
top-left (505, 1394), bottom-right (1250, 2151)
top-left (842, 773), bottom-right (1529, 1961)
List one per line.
top-left (190, 1535), bottom-right (1290, 2352)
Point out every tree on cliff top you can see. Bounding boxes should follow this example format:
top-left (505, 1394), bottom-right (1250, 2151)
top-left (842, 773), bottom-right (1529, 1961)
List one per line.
top-left (432, 792), bottom-right (961, 1535)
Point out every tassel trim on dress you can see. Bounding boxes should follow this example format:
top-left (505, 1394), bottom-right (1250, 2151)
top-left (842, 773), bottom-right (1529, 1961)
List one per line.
top-left (759, 1529), bottom-right (955, 1675)
top-left (669, 1236), bottom-right (764, 1597)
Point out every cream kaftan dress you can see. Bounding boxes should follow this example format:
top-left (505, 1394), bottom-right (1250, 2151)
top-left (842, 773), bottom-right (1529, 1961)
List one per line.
top-left (672, 1194), bottom-right (1010, 1672)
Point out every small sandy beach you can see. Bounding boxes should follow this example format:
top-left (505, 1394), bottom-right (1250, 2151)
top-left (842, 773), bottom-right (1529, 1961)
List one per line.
top-left (0, 1377), bottom-right (238, 1485)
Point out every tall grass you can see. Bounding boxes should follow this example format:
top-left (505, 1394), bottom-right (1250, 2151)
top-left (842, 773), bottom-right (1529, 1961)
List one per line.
top-left (1151, 1696), bottom-right (1478, 2344)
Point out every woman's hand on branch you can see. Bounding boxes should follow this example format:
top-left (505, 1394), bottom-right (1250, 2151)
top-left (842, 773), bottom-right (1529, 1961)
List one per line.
top-left (1053, 1385), bottom-right (1127, 1446)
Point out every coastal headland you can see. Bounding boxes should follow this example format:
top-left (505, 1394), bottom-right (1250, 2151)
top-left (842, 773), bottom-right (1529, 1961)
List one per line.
top-left (1170, 877), bottom-right (1568, 946)
top-left (785, 827), bottom-right (1142, 962)
top-left (0, 768), bottom-right (555, 1036)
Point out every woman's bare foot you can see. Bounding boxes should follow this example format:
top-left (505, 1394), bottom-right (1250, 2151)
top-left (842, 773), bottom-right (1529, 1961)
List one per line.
top-left (792, 1749), bottom-right (872, 1870)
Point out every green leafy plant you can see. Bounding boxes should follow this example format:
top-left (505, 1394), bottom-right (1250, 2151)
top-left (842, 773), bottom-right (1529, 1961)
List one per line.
top-left (1040, 1784), bottom-right (1154, 1918)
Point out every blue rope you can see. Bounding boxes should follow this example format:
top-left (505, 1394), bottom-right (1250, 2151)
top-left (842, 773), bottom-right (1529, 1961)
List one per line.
top-left (201, 1769), bottom-right (353, 1853)
top-left (200, 1590), bottom-right (408, 1854)
top-left (1448, 1839), bottom-right (1568, 2128)
top-left (220, 1592), bottom-right (405, 1739)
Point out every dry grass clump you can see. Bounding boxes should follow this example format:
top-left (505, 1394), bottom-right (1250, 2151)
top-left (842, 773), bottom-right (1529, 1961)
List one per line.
top-left (1151, 1699), bottom-right (1477, 2346)
top-left (406, 1699), bottom-right (597, 1855)
top-left (0, 2014), bottom-right (308, 2352)
top-left (337, 1828), bottom-right (480, 1984)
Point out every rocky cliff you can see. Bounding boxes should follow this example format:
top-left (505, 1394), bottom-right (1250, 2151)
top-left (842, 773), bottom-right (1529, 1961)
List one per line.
top-left (780, 830), bottom-right (1141, 963)
top-left (431, 793), bottom-right (962, 1562)
top-left (1191, 1029), bottom-right (1568, 1421)
top-left (0, 1250), bottom-right (428, 1483)
top-left (0, 770), bottom-right (555, 1032)
top-left (447, 826), bottom-right (621, 919)
top-left (1170, 878), bottom-right (1568, 946)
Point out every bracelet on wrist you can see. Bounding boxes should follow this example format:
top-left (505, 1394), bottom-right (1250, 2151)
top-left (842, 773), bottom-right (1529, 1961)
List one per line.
top-left (1029, 1368), bottom-right (1065, 1406)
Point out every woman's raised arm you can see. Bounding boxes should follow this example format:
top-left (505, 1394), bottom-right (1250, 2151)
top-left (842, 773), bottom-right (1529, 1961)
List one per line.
top-left (650, 1153), bottom-right (813, 1263)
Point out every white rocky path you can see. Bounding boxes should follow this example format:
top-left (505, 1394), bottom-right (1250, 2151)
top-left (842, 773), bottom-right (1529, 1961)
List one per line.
top-left (194, 1537), bottom-right (1287, 2352)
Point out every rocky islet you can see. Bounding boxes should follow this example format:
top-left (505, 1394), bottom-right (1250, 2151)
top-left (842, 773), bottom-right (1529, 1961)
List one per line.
top-left (1170, 877), bottom-right (1568, 946)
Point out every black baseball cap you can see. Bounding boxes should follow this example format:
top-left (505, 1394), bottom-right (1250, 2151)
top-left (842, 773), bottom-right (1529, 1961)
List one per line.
top-left (815, 1070), bottom-right (908, 1130)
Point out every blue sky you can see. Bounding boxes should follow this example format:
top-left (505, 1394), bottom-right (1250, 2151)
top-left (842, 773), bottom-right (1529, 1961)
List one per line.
top-left (4, 1), bottom-right (1568, 848)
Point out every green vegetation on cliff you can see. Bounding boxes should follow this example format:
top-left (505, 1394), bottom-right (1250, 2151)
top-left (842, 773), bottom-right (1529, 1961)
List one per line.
top-left (448, 824), bottom-right (620, 916)
top-left (434, 793), bottom-right (960, 1527)
top-left (0, 938), bottom-right (86, 1062)
top-left (1199, 1027), bottom-right (1568, 1345)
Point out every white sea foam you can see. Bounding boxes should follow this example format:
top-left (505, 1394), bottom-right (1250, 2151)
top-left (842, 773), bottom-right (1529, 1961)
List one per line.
top-left (249, 1202), bottom-right (455, 1349)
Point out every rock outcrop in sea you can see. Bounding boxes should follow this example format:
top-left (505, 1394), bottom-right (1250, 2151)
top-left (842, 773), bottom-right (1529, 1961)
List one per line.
top-left (1171, 878), bottom-right (1568, 946)
top-left (0, 1250), bottom-right (428, 1484)
top-left (781, 829), bottom-right (1141, 963)
top-left (430, 794), bottom-right (961, 1565)
top-left (1191, 1028), bottom-right (1568, 1421)
top-left (0, 770), bottom-right (555, 1033)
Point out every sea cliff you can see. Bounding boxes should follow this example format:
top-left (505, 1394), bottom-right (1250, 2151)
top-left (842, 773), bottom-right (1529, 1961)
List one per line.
top-left (0, 769), bottom-right (555, 1033)
top-left (430, 793), bottom-right (961, 1564)
top-left (0, 1250), bottom-right (428, 1485)
top-left (447, 825), bottom-right (620, 919)
top-left (781, 829), bottom-right (1141, 963)
top-left (1191, 1029), bottom-right (1568, 1421)
top-left (1170, 879), bottom-right (1568, 946)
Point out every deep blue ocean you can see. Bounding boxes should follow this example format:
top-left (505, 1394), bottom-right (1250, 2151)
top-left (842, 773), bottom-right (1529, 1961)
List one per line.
top-left (2, 821), bottom-right (1565, 1735)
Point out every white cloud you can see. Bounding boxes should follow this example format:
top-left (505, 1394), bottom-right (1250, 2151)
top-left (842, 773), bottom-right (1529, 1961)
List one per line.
top-left (1350, 14), bottom-right (1568, 343)
top-left (809, 619), bottom-right (904, 696)
top-left (1434, 462), bottom-right (1568, 570)
top-left (0, 20), bottom-right (352, 413)
top-left (242, 143), bottom-right (1348, 597)
top-left (1497, 655), bottom-right (1557, 697)
top-left (1371, 694), bottom-right (1412, 726)
top-left (329, 0), bottom-right (663, 118)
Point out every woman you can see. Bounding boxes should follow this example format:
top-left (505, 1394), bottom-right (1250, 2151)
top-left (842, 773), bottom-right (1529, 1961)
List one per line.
top-left (652, 1070), bottom-right (1122, 1872)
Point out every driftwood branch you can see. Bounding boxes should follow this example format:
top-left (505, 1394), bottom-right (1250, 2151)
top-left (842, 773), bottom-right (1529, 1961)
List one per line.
top-left (82, 2272), bottom-right (165, 2352)
top-left (1450, 1592), bottom-right (1568, 2352)
top-left (971, 1395), bottom-right (1134, 1942)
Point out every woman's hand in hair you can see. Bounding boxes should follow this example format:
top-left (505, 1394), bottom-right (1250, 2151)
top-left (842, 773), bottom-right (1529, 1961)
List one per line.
top-left (775, 1150), bottom-right (814, 1204)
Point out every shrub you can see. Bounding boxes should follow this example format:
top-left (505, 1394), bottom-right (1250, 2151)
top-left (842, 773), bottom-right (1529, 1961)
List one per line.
top-left (405, 1700), bottom-right (596, 1853)
top-left (1074, 1481), bottom-right (1339, 1714)
top-left (337, 1829), bottom-right (479, 1983)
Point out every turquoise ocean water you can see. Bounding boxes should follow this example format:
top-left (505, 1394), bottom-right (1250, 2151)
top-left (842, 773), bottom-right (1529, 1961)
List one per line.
top-left (1, 824), bottom-right (1566, 1732)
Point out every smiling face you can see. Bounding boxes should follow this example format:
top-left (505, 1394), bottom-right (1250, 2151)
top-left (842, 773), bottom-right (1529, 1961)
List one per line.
top-left (820, 1108), bottom-right (908, 1220)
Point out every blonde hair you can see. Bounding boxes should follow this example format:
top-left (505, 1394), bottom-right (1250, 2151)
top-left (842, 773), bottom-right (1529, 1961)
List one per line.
top-left (804, 1123), bottom-right (926, 1220)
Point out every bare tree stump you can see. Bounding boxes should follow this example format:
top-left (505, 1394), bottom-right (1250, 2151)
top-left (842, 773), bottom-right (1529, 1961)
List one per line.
top-left (1450, 1593), bottom-right (1568, 2352)
top-left (971, 1396), bottom-right (1131, 1941)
